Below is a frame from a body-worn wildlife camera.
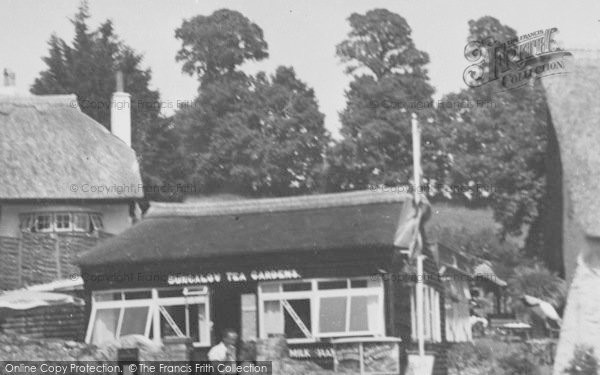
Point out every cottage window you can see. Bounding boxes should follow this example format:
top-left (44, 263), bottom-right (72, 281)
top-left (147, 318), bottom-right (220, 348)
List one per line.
top-left (55, 214), bottom-right (72, 231)
top-left (35, 214), bottom-right (52, 232)
top-left (258, 277), bottom-right (384, 342)
top-left (73, 213), bottom-right (90, 232)
top-left (87, 288), bottom-right (210, 347)
top-left (19, 212), bottom-right (103, 233)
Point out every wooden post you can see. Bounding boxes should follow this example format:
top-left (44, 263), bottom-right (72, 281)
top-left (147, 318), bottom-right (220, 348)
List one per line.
top-left (412, 113), bottom-right (425, 357)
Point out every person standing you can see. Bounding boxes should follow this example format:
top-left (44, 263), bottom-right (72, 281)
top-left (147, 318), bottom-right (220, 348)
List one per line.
top-left (208, 328), bottom-right (238, 361)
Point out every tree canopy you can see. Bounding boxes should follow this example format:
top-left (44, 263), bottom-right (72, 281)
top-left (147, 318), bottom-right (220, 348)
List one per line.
top-left (173, 9), bottom-right (330, 197)
top-left (325, 9), bottom-right (442, 191)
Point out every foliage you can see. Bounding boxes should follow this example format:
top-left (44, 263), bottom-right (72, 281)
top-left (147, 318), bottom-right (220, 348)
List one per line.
top-left (325, 9), bottom-right (443, 191)
top-left (565, 346), bottom-right (599, 375)
top-left (497, 350), bottom-right (541, 375)
top-left (31, 1), bottom-right (170, 201)
top-left (447, 342), bottom-right (493, 374)
top-left (174, 10), bottom-right (330, 197)
top-left (31, 2), bottom-right (160, 149)
top-left (175, 9), bottom-right (268, 83)
top-left (507, 265), bottom-right (567, 310)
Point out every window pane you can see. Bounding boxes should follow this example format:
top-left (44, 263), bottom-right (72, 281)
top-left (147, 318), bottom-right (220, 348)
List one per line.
top-left (349, 295), bottom-right (379, 332)
top-left (319, 297), bottom-right (347, 333)
top-left (124, 290), bottom-right (152, 300)
top-left (317, 280), bottom-right (347, 290)
top-left (120, 306), bottom-right (149, 336)
top-left (91, 308), bottom-right (120, 345)
top-left (73, 214), bottom-right (90, 232)
top-left (282, 282), bottom-right (311, 292)
top-left (94, 292), bottom-right (121, 302)
top-left (20, 215), bottom-right (33, 231)
top-left (55, 214), bottom-right (71, 230)
top-left (91, 214), bottom-right (104, 231)
top-left (36, 215), bottom-right (51, 231)
top-left (283, 299), bottom-right (312, 339)
top-left (263, 301), bottom-right (283, 336)
top-left (350, 279), bottom-right (368, 288)
top-left (158, 288), bottom-right (184, 298)
top-left (160, 305), bottom-right (186, 338)
top-left (260, 284), bottom-right (280, 293)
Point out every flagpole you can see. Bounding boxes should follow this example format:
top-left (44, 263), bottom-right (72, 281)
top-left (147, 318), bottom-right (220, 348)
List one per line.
top-left (412, 112), bottom-right (425, 358)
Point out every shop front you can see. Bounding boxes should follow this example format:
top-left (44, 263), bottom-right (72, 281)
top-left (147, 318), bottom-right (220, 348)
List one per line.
top-left (77, 191), bottom-right (447, 373)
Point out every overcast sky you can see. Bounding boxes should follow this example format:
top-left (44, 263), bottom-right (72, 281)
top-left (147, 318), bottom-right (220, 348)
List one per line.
top-left (1, 0), bottom-right (599, 136)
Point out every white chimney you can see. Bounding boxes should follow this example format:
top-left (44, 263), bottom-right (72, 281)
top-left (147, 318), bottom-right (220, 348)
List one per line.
top-left (111, 71), bottom-right (131, 147)
top-left (0, 69), bottom-right (17, 96)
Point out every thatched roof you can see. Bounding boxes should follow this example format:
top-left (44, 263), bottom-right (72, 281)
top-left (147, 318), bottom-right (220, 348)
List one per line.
top-left (0, 95), bottom-right (142, 200)
top-left (543, 50), bottom-right (600, 237)
top-left (77, 190), bottom-right (411, 267)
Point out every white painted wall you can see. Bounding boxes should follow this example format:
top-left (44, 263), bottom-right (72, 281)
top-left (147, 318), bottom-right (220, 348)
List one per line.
top-left (0, 202), bottom-right (132, 238)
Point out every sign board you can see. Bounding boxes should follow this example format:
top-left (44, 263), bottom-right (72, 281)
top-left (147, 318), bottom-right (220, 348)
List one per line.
top-left (363, 342), bottom-right (400, 374)
top-left (333, 339), bottom-right (401, 375)
top-left (335, 343), bottom-right (361, 374)
top-left (167, 269), bottom-right (301, 285)
top-left (406, 354), bottom-right (434, 375)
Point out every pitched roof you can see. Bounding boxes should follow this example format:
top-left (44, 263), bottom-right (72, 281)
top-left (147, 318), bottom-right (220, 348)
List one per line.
top-left (77, 190), bottom-right (411, 267)
top-left (542, 50), bottom-right (600, 237)
top-left (0, 95), bottom-right (142, 200)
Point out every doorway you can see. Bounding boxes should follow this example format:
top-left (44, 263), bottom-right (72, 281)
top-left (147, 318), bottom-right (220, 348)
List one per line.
top-left (211, 283), bottom-right (256, 343)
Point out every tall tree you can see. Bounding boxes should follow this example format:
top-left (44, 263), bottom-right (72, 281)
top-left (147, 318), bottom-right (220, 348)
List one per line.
top-left (174, 9), bottom-right (329, 196)
top-left (175, 9), bottom-right (268, 84)
top-left (31, 2), bottom-right (168, 201)
top-left (437, 17), bottom-right (549, 254)
top-left (325, 9), bottom-right (444, 191)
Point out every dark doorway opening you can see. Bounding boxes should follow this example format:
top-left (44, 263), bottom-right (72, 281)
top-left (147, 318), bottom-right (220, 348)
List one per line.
top-left (211, 283), bottom-right (256, 343)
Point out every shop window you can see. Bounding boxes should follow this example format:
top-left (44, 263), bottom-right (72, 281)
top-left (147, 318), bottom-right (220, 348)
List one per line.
top-left (259, 277), bottom-right (384, 342)
top-left (283, 299), bottom-right (312, 339)
top-left (318, 280), bottom-right (347, 290)
top-left (90, 308), bottom-right (120, 344)
top-left (282, 282), bottom-right (311, 292)
top-left (120, 306), bottom-right (150, 336)
top-left (319, 297), bottom-right (346, 333)
top-left (87, 288), bottom-right (210, 347)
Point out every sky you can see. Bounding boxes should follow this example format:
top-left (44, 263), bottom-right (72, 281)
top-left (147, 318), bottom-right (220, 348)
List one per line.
top-left (1, 0), bottom-right (599, 137)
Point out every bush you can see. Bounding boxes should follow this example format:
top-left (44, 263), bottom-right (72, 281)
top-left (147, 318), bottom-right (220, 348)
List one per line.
top-left (565, 346), bottom-right (598, 375)
top-left (497, 350), bottom-right (540, 375)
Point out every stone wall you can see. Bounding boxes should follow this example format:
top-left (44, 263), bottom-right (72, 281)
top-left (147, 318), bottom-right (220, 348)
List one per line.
top-left (0, 334), bottom-right (191, 362)
top-left (0, 334), bottom-right (336, 375)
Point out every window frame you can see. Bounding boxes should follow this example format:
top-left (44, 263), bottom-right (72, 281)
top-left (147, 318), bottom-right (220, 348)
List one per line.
top-left (34, 214), bottom-right (53, 233)
top-left (54, 213), bottom-right (73, 232)
top-left (258, 277), bottom-right (385, 343)
top-left (86, 287), bottom-right (211, 348)
top-left (19, 211), bottom-right (104, 234)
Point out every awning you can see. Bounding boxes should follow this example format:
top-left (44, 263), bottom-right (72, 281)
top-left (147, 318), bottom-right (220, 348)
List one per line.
top-left (0, 290), bottom-right (83, 310)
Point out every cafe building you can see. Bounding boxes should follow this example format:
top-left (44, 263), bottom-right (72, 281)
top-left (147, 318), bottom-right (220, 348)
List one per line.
top-left (77, 190), bottom-right (447, 374)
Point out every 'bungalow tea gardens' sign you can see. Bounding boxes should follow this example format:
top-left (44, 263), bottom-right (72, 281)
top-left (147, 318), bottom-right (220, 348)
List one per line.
top-left (167, 269), bottom-right (302, 285)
